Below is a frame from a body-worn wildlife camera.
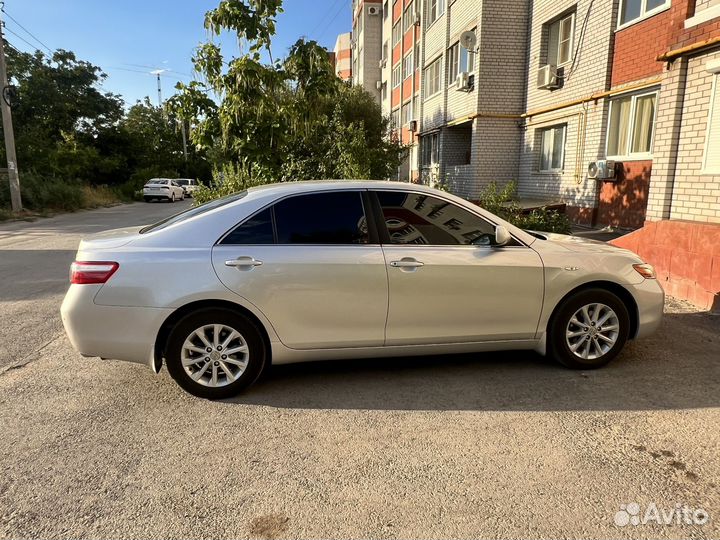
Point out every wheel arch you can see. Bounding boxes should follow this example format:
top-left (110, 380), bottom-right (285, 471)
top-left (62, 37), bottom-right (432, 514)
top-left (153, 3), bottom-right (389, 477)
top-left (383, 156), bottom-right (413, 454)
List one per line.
top-left (152, 299), bottom-right (272, 373)
top-left (547, 280), bottom-right (639, 340)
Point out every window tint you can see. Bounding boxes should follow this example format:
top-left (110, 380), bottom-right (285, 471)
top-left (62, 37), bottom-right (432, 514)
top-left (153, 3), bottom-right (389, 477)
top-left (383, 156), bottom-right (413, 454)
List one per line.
top-left (377, 191), bottom-right (499, 246)
top-left (274, 192), bottom-right (369, 244)
top-left (221, 208), bottom-right (274, 245)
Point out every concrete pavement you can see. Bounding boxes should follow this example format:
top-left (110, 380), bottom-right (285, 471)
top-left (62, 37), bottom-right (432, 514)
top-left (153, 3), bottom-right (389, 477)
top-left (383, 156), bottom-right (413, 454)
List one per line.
top-left (0, 202), bottom-right (719, 539)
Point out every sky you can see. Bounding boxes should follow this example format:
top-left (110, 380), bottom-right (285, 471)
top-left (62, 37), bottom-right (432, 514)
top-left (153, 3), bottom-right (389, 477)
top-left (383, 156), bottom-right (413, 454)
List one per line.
top-left (3, 0), bottom-right (351, 106)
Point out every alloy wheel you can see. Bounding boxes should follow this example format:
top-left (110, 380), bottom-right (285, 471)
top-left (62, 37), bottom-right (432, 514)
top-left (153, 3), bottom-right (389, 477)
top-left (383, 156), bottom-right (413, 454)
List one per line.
top-left (565, 303), bottom-right (620, 360)
top-left (181, 324), bottom-right (249, 387)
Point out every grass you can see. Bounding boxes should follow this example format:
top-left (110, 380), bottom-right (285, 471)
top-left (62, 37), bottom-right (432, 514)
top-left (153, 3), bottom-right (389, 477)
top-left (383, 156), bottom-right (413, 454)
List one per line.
top-left (0, 177), bottom-right (134, 222)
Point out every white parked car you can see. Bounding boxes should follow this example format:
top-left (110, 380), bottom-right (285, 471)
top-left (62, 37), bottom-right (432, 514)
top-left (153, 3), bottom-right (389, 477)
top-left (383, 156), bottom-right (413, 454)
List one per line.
top-left (175, 178), bottom-right (200, 197)
top-left (61, 181), bottom-right (664, 399)
top-left (143, 178), bottom-right (185, 202)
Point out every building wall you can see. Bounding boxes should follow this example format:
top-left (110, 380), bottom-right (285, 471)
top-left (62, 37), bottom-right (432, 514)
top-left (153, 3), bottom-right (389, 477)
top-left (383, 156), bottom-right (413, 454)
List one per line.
top-left (666, 48), bottom-right (720, 223)
top-left (518, 0), bottom-right (617, 218)
top-left (334, 32), bottom-right (353, 82)
top-left (352, 0), bottom-right (383, 102)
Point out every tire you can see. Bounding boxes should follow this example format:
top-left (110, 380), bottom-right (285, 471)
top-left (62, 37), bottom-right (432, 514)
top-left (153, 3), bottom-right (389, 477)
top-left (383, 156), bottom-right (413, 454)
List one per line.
top-left (548, 288), bottom-right (630, 369)
top-left (170, 193), bottom-right (176, 203)
top-left (144, 196), bottom-right (151, 202)
top-left (165, 308), bottom-right (267, 399)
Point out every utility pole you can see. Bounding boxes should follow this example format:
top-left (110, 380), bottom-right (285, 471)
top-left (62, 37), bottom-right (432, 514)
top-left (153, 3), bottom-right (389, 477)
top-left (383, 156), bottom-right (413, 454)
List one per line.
top-left (0, 16), bottom-right (22, 211)
top-left (156, 72), bottom-right (162, 105)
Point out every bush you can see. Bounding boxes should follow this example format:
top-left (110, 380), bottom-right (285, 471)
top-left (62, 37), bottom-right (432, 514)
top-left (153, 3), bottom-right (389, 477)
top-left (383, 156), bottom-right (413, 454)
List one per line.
top-left (193, 162), bottom-right (277, 206)
top-left (0, 171), bottom-right (123, 215)
top-left (478, 181), bottom-right (572, 235)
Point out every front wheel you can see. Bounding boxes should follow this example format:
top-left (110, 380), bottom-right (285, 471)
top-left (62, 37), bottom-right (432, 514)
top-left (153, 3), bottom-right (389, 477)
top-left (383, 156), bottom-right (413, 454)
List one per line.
top-left (548, 289), bottom-right (630, 369)
top-left (165, 308), bottom-right (267, 399)
top-left (170, 193), bottom-right (176, 202)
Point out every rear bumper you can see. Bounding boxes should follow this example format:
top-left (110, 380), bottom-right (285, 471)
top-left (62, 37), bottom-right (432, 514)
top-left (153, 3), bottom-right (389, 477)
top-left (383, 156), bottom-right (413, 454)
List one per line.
top-left (61, 284), bottom-right (173, 367)
top-left (631, 278), bottom-right (665, 339)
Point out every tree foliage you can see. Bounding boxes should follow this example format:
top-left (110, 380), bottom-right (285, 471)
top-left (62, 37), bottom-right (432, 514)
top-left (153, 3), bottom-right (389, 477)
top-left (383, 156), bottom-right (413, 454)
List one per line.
top-left (1, 44), bottom-right (210, 191)
top-left (168, 0), bottom-right (404, 193)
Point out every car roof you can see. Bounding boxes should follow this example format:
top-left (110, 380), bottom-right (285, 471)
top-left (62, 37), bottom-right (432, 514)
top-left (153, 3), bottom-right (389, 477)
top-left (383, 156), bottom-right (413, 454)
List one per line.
top-left (246, 179), bottom-right (445, 197)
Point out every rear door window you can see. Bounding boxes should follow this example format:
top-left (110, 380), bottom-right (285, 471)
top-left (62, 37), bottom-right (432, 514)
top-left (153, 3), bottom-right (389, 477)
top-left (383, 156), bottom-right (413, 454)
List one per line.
top-left (274, 192), bottom-right (369, 244)
top-left (220, 208), bottom-right (274, 245)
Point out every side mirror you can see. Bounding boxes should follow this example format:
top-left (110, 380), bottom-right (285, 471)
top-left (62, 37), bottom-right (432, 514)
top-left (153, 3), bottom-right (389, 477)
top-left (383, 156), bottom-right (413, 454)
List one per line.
top-left (495, 225), bottom-right (511, 247)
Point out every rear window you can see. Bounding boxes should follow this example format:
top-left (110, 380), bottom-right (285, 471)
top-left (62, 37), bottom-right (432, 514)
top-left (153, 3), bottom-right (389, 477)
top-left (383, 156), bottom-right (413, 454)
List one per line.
top-left (140, 191), bottom-right (248, 234)
top-left (147, 179), bottom-right (166, 185)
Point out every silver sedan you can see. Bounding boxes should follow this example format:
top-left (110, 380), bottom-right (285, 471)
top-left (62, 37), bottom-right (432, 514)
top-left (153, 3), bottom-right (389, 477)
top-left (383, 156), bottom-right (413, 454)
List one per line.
top-left (61, 181), bottom-right (664, 399)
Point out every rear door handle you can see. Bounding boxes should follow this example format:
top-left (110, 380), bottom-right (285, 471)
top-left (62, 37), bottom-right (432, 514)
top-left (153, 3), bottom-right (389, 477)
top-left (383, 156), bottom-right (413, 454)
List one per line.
top-left (389, 258), bottom-right (424, 269)
top-left (225, 256), bottom-right (263, 269)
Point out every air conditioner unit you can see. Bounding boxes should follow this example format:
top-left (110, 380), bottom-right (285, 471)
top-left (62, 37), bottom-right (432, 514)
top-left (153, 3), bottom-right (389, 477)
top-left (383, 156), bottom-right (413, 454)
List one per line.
top-left (456, 72), bottom-right (472, 91)
top-left (376, 80), bottom-right (383, 90)
top-left (588, 160), bottom-right (617, 180)
top-left (408, 120), bottom-right (418, 132)
top-left (537, 64), bottom-right (559, 90)
top-left (368, 5), bottom-right (380, 15)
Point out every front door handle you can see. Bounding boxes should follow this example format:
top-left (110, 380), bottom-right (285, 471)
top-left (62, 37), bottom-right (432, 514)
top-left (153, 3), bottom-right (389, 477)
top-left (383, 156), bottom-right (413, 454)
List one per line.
top-left (225, 256), bottom-right (263, 269)
top-left (389, 258), bottom-right (424, 269)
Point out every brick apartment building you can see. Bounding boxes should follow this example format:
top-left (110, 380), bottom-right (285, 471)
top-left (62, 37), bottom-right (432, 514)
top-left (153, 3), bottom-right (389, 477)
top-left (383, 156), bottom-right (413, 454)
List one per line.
top-left (333, 32), bottom-right (353, 82)
top-left (351, 0), bottom-right (384, 100)
top-left (339, 0), bottom-right (720, 308)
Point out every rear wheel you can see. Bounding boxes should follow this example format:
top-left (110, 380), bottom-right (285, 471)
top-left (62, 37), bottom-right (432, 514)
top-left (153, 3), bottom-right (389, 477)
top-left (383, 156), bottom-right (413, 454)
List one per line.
top-left (548, 289), bottom-right (630, 369)
top-left (144, 196), bottom-right (152, 202)
top-left (165, 308), bottom-right (267, 399)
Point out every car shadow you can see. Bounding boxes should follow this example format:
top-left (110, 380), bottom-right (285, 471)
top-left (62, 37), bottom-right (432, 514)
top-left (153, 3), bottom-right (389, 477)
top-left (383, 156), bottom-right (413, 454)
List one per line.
top-left (226, 311), bottom-right (720, 412)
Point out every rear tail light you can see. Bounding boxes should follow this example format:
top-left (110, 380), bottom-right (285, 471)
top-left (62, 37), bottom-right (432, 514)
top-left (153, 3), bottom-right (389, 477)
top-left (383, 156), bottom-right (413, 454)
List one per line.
top-left (633, 263), bottom-right (656, 279)
top-left (70, 261), bottom-right (119, 284)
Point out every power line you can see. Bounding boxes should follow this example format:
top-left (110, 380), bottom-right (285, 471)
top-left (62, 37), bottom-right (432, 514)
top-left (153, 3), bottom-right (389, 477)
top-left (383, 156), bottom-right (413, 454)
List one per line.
top-left (316, 0), bottom-right (348, 43)
top-left (122, 62), bottom-right (193, 78)
top-left (309, 0), bottom-right (346, 41)
top-left (1, 9), bottom-right (52, 55)
top-left (3, 26), bottom-right (37, 52)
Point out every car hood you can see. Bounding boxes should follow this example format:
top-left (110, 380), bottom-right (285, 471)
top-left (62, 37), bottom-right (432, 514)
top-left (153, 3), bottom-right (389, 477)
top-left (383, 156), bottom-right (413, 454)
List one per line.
top-left (528, 231), bottom-right (637, 256)
top-left (79, 226), bottom-right (143, 250)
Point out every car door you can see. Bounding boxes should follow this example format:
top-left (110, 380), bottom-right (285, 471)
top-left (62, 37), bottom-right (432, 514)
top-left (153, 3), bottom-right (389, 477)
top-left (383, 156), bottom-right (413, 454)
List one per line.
top-left (212, 190), bottom-right (389, 350)
top-left (373, 190), bottom-right (544, 346)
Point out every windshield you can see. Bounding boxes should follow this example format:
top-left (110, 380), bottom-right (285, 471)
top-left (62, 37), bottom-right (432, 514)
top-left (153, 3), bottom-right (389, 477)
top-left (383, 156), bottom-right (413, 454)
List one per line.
top-left (139, 191), bottom-right (248, 234)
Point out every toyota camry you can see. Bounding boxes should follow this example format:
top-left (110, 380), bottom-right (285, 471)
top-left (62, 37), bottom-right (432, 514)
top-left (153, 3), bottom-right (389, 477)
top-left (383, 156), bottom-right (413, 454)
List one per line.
top-left (61, 181), bottom-right (664, 399)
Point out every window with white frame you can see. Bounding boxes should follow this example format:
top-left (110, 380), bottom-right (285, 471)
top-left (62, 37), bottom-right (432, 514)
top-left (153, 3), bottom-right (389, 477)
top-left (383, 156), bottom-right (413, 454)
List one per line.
top-left (424, 56), bottom-right (442, 97)
top-left (392, 21), bottom-right (401, 45)
top-left (619, 0), bottom-right (670, 27)
top-left (392, 63), bottom-right (401, 88)
top-left (547, 13), bottom-right (574, 66)
top-left (403, 1), bottom-right (415, 32)
top-left (421, 132), bottom-right (440, 166)
top-left (606, 91), bottom-right (657, 158)
top-left (391, 108), bottom-right (401, 130)
top-left (402, 53), bottom-right (413, 79)
top-left (427, 0), bottom-right (445, 26)
top-left (447, 39), bottom-right (475, 84)
top-left (401, 102), bottom-right (413, 125)
top-left (539, 125), bottom-right (566, 171)
top-left (703, 74), bottom-right (720, 173)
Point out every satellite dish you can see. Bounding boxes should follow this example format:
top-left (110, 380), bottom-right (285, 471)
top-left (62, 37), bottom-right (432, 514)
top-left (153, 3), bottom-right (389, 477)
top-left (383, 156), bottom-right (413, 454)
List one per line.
top-left (460, 31), bottom-right (477, 51)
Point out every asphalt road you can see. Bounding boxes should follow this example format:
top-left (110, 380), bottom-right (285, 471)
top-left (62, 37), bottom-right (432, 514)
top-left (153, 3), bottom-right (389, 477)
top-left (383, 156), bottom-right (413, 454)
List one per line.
top-left (1, 202), bottom-right (719, 539)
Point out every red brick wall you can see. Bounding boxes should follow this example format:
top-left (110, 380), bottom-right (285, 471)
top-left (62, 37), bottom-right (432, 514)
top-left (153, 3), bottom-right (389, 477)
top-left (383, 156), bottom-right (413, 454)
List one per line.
top-left (612, 9), bottom-right (674, 86)
top-left (611, 220), bottom-right (720, 310)
top-left (597, 161), bottom-right (651, 229)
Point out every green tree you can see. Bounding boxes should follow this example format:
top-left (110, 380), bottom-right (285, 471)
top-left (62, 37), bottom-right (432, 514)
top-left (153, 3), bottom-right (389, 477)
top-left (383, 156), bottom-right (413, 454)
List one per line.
top-left (168, 0), bottom-right (404, 198)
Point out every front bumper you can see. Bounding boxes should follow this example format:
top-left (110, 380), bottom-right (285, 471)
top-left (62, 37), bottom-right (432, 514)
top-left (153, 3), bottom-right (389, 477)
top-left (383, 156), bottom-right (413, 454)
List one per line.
top-left (61, 284), bottom-right (173, 367)
top-left (631, 278), bottom-right (665, 339)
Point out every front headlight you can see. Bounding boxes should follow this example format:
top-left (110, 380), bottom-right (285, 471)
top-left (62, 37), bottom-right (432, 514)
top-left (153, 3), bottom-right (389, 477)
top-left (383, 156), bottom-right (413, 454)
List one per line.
top-left (633, 263), bottom-right (656, 279)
